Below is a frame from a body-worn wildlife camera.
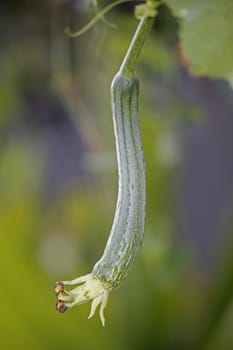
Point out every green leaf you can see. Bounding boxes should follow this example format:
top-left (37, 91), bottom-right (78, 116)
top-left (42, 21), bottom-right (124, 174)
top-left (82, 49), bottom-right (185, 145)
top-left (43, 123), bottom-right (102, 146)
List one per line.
top-left (164, 0), bottom-right (233, 84)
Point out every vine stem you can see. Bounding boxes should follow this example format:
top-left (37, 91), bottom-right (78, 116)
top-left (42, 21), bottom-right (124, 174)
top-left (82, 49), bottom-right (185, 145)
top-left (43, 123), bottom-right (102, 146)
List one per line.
top-left (119, 1), bottom-right (159, 78)
top-left (119, 17), bottom-right (153, 77)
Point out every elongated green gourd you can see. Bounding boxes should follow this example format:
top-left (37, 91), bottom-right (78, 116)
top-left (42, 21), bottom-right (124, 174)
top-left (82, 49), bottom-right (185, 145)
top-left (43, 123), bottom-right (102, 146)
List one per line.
top-left (55, 0), bottom-right (158, 327)
top-left (93, 73), bottom-right (145, 288)
top-left (55, 71), bottom-right (145, 326)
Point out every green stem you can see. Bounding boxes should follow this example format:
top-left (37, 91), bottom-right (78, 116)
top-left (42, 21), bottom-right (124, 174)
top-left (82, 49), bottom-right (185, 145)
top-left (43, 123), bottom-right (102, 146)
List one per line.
top-left (119, 15), bottom-right (154, 78)
top-left (119, 0), bottom-right (159, 78)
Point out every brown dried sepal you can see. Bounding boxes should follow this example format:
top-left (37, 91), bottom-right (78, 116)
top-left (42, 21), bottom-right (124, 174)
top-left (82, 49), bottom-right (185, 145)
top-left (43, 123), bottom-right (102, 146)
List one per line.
top-left (54, 281), bottom-right (65, 295)
top-left (56, 298), bottom-right (68, 313)
top-left (55, 282), bottom-right (69, 313)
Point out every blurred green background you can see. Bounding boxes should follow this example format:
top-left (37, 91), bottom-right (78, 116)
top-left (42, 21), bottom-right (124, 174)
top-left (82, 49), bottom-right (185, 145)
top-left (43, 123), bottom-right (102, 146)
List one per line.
top-left (1, 1), bottom-right (233, 349)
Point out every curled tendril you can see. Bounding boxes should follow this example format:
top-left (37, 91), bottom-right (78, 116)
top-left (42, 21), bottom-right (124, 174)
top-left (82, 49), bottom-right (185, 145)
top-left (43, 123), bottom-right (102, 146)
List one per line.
top-left (65, 0), bottom-right (129, 37)
top-left (65, 0), bottom-right (158, 38)
top-left (65, 0), bottom-right (159, 38)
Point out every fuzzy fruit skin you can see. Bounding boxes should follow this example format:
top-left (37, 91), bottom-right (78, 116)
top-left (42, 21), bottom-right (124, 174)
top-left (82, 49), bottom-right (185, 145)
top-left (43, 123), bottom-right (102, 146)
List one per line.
top-left (93, 73), bottom-right (146, 288)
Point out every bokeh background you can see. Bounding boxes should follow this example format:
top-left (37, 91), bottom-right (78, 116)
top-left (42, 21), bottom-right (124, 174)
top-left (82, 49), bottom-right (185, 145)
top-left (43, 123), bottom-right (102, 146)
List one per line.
top-left (1, 1), bottom-right (233, 349)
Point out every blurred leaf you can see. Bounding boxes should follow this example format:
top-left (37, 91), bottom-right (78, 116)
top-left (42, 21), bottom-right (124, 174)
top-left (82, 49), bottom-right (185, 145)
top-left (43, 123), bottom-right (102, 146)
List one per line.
top-left (164, 0), bottom-right (233, 84)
